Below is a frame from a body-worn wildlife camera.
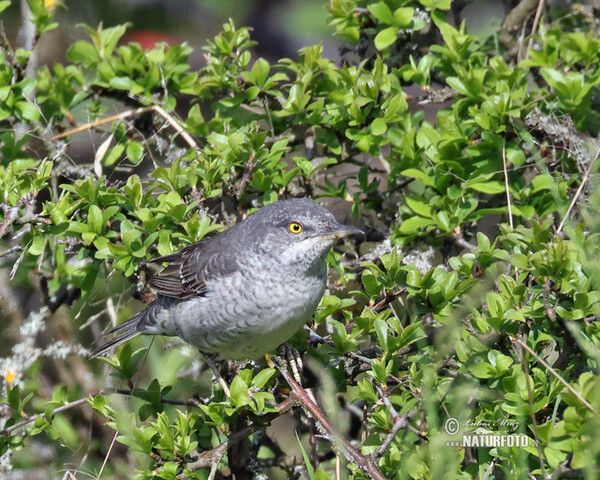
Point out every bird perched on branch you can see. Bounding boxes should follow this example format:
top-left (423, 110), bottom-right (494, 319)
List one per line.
top-left (90, 198), bottom-right (363, 360)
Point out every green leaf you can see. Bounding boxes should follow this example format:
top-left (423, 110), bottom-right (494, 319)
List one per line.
top-left (399, 216), bottom-right (435, 233)
top-left (401, 168), bottom-right (435, 187)
top-left (374, 27), bottom-right (398, 51)
top-left (251, 368), bottom-right (275, 389)
top-left (296, 432), bottom-right (316, 480)
top-left (368, 2), bottom-right (394, 24)
top-left (468, 181), bottom-right (505, 194)
top-left (371, 117), bottom-right (387, 135)
top-left (88, 205), bottom-right (104, 235)
top-left (468, 362), bottom-right (494, 379)
top-left (229, 375), bottom-right (248, 405)
top-left (126, 141), bottom-right (144, 164)
top-left (405, 196), bottom-right (432, 218)
top-left (393, 7), bottom-right (414, 27)
top-left (66, 41), bottom-right (100, 65)
top-left (250, 57), bottom-right (270, 86)
top-left (28, 236), bottom-right (45, 256)
top-left (16, 101), bottom-right (40, 121)
top-left (374, 319), bottom-right (388, 351)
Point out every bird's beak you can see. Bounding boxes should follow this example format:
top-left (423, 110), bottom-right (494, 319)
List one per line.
top-left (315, 223), bottom-right (365, 242)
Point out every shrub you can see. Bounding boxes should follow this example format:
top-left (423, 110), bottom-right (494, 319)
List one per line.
top-left (1, 0), bottom-right (599, 478)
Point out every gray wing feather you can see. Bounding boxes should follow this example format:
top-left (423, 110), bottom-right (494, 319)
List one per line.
top-left (144, 238), bottom-right (240, 299)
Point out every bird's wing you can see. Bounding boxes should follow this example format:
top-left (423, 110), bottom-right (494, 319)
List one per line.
top-left (144, 241), bottom-right (240, 299)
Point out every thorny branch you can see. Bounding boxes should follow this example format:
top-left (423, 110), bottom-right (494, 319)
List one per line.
top-left (276, 363), bottom-right (387, 480)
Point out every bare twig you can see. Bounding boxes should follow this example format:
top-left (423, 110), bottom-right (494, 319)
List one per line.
top-left (514, 338), bottom-right (600, 416)
top-left (557, 146), bottom-right (600, 234)
top-left (0, 389), bottom-right (201, 436)
top-left (50, 106), bottom-right (153, 140)
top-left (185, 398), bottom-right (293, 472)
top-left (501, 143), bottom-right (514, 229)
top-left (0, 397), bottom-right (89, 436)
top-left (104, 388), bottom-right (201, 406)
top-left (519, 347), bottom-right (546, 478)
top-left (50, 104), bottom-right (201, 155)
top-left (542, 280), bottom-right (557, 322)
top-left (524, 107), bottom-right (591, 174)
top-left (453, 227), bottom-right (476, 251)
top-left (152, 104), bottom-right (201, 153)
top-left (96, 431), bottom-right (118, 479)
top-left (525, 0), bottom-right (547, 58)
top-left (463, 315), bottom-right (498, 345)
top-left (415, 87), bottom-right (456, 105)
top-left (498, 0), bottom-right (537, 57)
top-left (370, 288), bottom-right (407, 313)
top-left (372, 413), bottom-right (409, 459)
top-left (0, 245), bottom-right (23, 257)
top-left (276, 365), bottom-right (386, 480)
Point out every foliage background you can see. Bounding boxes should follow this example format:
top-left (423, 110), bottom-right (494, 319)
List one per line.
top-left (0, 0), bottom-right (600, 479)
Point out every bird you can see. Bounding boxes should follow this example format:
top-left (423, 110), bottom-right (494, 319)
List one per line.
top-left (90, 198), bottom-right (364, 360)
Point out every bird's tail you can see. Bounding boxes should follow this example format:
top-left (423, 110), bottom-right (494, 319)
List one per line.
top-left (89, 310), bottom-right (146, 358)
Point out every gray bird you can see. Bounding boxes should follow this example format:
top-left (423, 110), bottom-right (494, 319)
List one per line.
top-left (90, 198), bottom-right (363, 360)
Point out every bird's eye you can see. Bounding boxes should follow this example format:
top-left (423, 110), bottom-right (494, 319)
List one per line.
top-left (289, 222), bottom-right (303, 234)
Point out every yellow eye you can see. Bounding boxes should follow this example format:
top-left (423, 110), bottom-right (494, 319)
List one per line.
top-left (289, 222), bottom-right (303, 234)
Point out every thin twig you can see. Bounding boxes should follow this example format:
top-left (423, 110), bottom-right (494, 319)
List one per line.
top-left (514, 338), bottom-right (600, 416)
top-left (96, 431), bottom-right (118, 479)
top-left (370, 289), bottom-right (407, 313)
top-left (372, 410), bottom-right (412, 459)
top-left (542, 280), bottom-right (557, 322)
top-left (0, 245), bottom-right (23, 257)
top-left (105, 388), bottom-right (201, 406)
top-left (152, 104), bottom-right (201, 153)
top-left (557, 147), bottom-right (600, 234)
top-left (0, 397), bottom-right (88, 436)
top-left (0, 389), bottom-right (201, 436)
top-left (525, 0), bottom-right (547, 59)
top-left (185, 398), bottom-right (293, 472)
top-left (519, 348), bottom-right (546, 478)
top-left (50, 106), bottom-right (153, 140)
top-left (50, 104), bottom-right (201, 154)
top-left (453, 227), bottom-right (476, 251)
top-left (276, 365), bottom-right (386, 480)
top-left (502, 143), bottom-right (514, 229)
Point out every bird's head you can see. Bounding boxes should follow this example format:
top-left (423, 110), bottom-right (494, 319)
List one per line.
top-left (243, 198), bottom-right (364, 265)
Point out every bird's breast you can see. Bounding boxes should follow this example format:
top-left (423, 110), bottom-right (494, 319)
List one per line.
top-left (170, 257), bottom-right (328, 359)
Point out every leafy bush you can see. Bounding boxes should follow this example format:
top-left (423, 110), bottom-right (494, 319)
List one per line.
top-left (1, 0), bottom-right (599, 478)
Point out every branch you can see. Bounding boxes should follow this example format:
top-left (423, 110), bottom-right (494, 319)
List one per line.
top-left (370, 288), bottom-right (407, 313)
top-left (498, 0), bottom-right (538, 56)
top-left (453, 227), bottom-right (476, 251)
top-left (0, 397), bottom-right (89, 436)
top-left (152, 104), bottom-right (201, 153)
top-left (501, 143), bottom-right (514, 229)
top-left (50, 106), bottom-right (153, 140)
top-left (514, 338), bottom-right (600, 416)
top-left (372, 411), bottom-right (410, 459)
top-left (184, 398), bottom-right (293, 473)
top-left (557, 146), bottom-right (600, 234)
top-left (276, 365), bottom-right (387, 480)
top-left (525, 0), bottom-right (547, 59)
top-left (519, 344), bottom-right (547, 478)
top-left (0, 389), bottom-right (203, 436)
top-left (0, 245), bottom-right (23, 257)
top-left (0, 194), bottom-right (41, 238)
